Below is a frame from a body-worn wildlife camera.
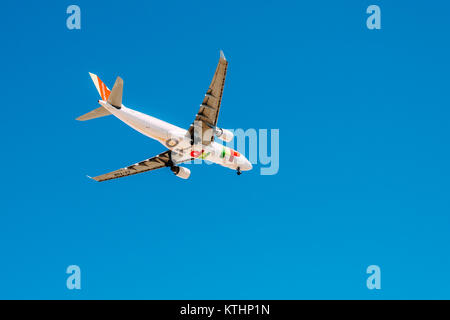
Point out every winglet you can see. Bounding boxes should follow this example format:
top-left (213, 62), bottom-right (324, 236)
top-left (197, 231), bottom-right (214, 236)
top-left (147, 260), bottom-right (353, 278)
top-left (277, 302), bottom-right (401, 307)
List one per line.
top-left (86, 175), bottom-right (98, 181)
top-left (220, 50), bottom-right (226, 61)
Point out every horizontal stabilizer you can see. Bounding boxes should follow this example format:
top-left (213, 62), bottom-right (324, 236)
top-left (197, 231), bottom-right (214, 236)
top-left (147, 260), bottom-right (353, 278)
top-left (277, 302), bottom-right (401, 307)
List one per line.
top-left (107, 77), bottom-right (123, 108)
top-left (76, 106), bottom-right (111, 121)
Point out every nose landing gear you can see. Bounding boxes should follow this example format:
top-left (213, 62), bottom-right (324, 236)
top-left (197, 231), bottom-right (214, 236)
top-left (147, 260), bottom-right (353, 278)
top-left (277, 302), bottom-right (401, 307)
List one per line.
top-left (237, 167), bottom-right (242, 175)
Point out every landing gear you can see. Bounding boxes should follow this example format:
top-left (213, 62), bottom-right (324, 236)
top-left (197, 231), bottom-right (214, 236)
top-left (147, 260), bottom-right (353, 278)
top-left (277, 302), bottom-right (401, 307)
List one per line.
top-left (236, 167), bottom-right (242, 175)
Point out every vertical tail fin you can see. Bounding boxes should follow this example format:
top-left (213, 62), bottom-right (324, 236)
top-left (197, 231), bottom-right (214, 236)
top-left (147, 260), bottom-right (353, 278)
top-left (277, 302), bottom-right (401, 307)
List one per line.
top-left (89, 72), bottom-right (111, 101)
top-left (76, 73), bottom-right (113, 121)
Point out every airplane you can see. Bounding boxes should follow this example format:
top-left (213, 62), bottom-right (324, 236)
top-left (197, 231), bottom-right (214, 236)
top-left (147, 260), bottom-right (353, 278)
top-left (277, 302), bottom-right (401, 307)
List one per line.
top-left (77, 51), bottom-right (252, 181)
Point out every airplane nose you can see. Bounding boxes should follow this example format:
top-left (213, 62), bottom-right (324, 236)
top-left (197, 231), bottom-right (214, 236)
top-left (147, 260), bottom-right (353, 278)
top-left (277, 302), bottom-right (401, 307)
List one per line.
top-left (241, 159), bottom-right (253, 171)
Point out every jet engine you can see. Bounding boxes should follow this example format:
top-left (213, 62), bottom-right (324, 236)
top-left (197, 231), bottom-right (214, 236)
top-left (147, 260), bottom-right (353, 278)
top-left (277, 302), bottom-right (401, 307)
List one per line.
top-left (215, 128), bottom-right (234, 142)
top-left (171, 166), bottom-right (191, 179)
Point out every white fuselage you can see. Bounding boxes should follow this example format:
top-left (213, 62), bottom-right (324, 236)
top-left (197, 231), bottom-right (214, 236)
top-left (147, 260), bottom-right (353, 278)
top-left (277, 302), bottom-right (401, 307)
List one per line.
top-left (100, 101), bottom-right (252, 171)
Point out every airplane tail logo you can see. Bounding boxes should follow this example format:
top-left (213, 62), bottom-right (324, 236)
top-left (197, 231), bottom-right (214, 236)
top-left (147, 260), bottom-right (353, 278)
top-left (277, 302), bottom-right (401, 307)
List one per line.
top-left (89, 72), bottom-right (111, 101)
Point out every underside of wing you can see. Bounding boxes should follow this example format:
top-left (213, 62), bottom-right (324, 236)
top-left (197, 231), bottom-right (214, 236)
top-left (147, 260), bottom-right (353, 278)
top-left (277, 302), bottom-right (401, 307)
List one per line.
top-left (90, 151), bottom-right (173, 182)
top-left (188, 50), bottom-right (228, 145)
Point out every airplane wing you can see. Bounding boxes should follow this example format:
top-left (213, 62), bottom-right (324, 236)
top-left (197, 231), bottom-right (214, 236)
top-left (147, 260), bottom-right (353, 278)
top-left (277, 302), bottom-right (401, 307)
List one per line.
top-left (188, 50), bottom-right (228, 145)
top-left (90, 150), bottom-right (188, 182)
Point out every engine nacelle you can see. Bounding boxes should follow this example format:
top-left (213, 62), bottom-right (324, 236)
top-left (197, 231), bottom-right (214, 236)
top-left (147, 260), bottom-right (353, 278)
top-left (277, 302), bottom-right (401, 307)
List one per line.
top-left (215, 128), bottom-right (234, 142)
top-left (171, 166), bottom-right (191, 179)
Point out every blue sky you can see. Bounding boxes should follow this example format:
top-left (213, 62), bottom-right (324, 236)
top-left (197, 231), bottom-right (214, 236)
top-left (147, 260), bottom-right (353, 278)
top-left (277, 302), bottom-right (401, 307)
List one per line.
top-left (1, 0), bottom-right (450, 299)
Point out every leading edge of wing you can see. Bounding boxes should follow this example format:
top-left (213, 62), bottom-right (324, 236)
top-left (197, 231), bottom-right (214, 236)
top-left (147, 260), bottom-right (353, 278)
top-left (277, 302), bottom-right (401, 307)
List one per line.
top-left (87, 151), bottom-right (172, 182)
top-left (87, 148), bottom-right (193, 182)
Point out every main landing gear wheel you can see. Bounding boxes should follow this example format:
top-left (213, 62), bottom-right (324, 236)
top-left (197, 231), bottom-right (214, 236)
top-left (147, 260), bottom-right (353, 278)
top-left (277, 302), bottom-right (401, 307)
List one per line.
top-left (237, 167), bottom-right (242, 175)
